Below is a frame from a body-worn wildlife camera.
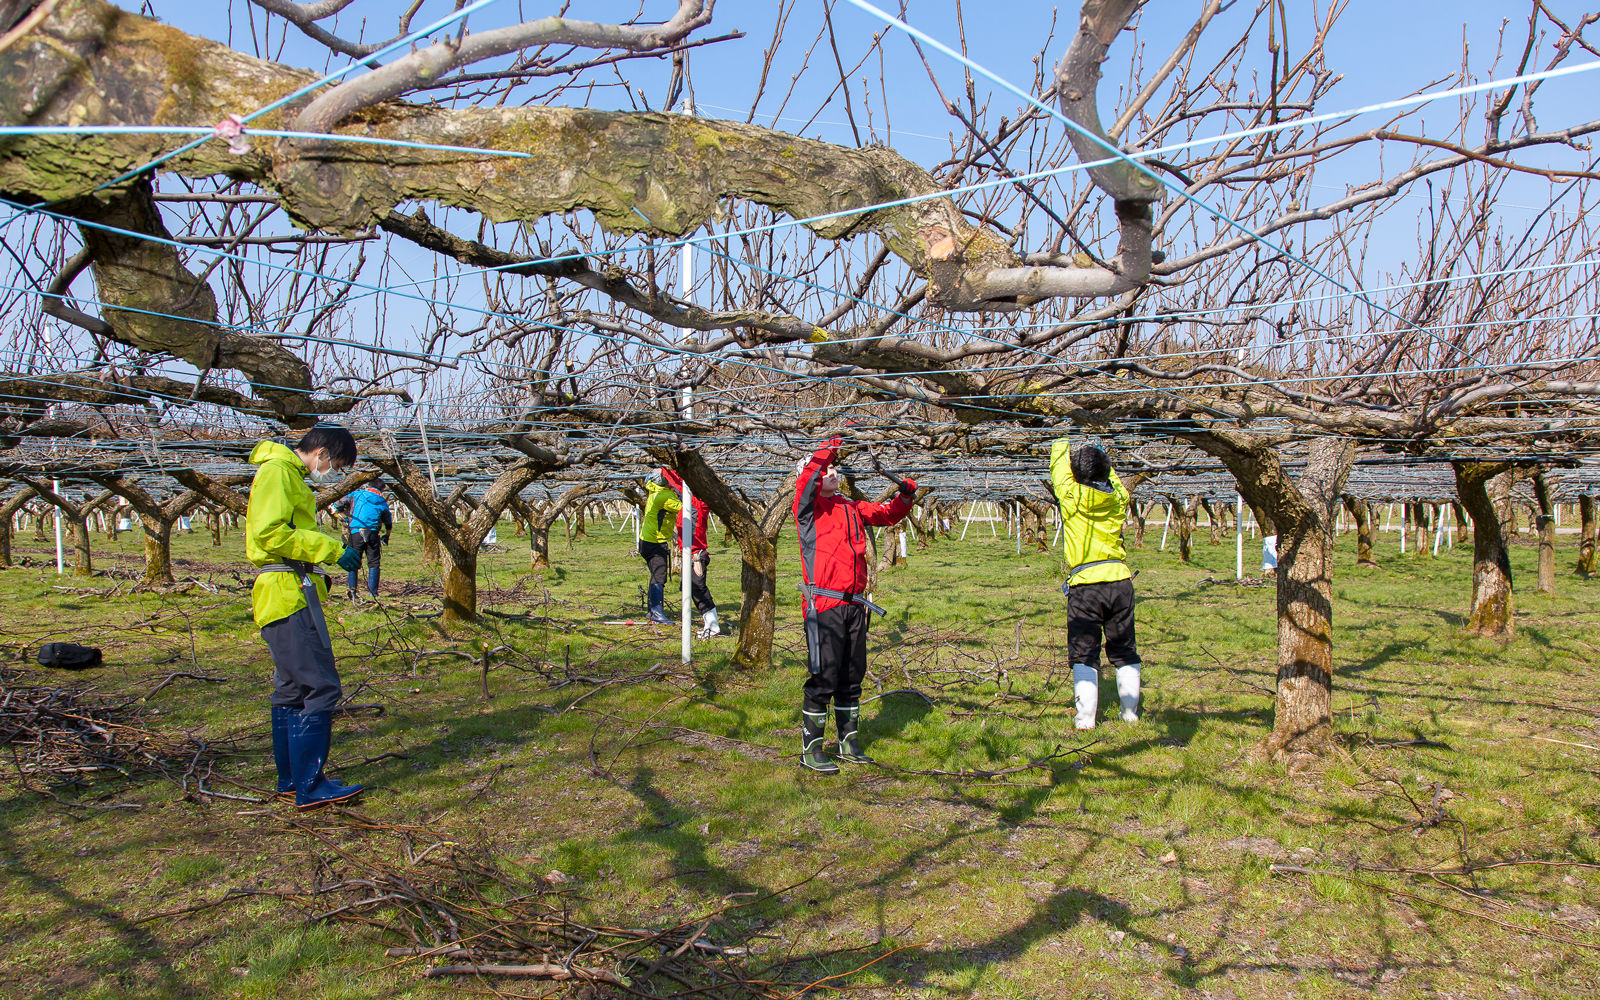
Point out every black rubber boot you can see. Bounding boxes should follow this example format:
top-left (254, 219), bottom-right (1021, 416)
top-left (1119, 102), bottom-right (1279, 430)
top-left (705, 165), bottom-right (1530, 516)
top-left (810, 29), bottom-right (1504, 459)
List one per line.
top-left (801, 708), bottom-right (839, 774)
top-left (834, 703), bottom-right (871, 764)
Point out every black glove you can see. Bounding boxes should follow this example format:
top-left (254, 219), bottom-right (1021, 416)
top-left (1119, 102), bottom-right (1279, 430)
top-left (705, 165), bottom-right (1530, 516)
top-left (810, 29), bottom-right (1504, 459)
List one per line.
top-left (382, 532), bottom-right (391, 546)
top-left (336, 546), bottom-right (362, 572)
top-left (897, 477), bottom-right (918, 497)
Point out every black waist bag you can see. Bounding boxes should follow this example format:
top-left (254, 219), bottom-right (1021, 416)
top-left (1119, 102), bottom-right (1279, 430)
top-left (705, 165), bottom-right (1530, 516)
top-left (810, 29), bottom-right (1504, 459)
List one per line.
top-left (36, 643), bottom-right (103, 670)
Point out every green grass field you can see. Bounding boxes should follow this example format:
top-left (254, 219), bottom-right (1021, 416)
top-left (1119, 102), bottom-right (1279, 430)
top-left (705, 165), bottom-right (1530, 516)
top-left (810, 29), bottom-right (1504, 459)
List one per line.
top-left (1, 512), bottom-right (1596, 999)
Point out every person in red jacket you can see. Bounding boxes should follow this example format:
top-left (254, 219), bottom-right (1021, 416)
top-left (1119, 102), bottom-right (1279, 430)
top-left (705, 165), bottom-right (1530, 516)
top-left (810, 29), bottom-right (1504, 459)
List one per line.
top-left (662, 469), bottom-right (721, 638)
top-left (793, 438), bottom-right (916, 773)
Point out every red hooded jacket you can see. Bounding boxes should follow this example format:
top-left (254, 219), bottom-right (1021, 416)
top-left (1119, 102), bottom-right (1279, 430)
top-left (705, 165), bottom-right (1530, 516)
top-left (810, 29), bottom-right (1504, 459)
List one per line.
top-left (661, 469), bottom-right (710, 554)
top-left (793, 442), bottom-right (914, 613)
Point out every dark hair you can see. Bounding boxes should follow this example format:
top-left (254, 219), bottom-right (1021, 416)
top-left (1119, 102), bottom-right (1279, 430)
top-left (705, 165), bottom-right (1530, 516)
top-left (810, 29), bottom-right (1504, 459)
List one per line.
top-left (1070, 444), bottom-right (1111, 486)
top-left (295, 425), bottom-right (357, 467)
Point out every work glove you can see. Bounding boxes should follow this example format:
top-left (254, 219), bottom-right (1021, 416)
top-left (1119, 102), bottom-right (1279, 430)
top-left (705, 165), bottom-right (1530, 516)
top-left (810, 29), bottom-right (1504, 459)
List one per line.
top-left (336, 546), bottom-right (362, 572)
top-left (382, 532), bottom-right (391, 546)
top-left (898, 478), bottom-right (918, 497)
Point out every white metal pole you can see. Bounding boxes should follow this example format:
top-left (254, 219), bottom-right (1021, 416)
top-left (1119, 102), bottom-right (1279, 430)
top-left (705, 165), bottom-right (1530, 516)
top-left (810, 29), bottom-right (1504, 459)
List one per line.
top-left (416, 407), bottom-right (439, 498)
top-left (1235, 493), bottom-right (1243, 580)
top-left (53, 479), bottom-right (63, 574)
top-left (1400, 504), bottom-right (1407, 554)
top-left (960, 500), bottom-right (974, 540)
top-left (1433, 504), bottom-right (1445, 556)
top-left (1160, 504), bottom-right (1171, 551)
top-left (680, 393), bottom-right (694, 664)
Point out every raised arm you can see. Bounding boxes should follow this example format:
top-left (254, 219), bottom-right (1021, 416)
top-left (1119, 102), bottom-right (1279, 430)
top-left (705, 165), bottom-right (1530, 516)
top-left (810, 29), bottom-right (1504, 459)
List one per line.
top-left (856, 480), bottom-right (917, 526)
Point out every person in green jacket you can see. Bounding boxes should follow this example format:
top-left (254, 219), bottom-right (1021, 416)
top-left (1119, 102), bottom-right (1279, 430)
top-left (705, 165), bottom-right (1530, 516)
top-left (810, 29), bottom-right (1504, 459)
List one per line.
top-left (247, 427), bottom-right (365, 810)
top-left (1050, 436), bottom-right (1142, 729)
top-left (637, 470), bottom-right (682, 624)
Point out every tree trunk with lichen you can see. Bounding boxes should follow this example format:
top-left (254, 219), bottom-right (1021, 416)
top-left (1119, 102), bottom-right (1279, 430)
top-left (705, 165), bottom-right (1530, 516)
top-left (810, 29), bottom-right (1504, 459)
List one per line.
top-left (1533, 472), bottom-right (1556, 596)
top-left (0, 486), bottom-right (37, 569)
top-left (1454, 462), bottom-right (1515, 636)
top-left (0, 0), bottom-right (1082, 333)
top-left (374, 455), bottom-right (548, 622)
top-left (659, 448), bottom-right (796, 671)
top-left (1342, 496), bottom-right (1376, 567)
top-left (1194, 436), bottom-right (1354, 757)
top-left (1578, 495), bottom-right (1596, 578)
top-left (1199, 497), bottom-right (1222, 545)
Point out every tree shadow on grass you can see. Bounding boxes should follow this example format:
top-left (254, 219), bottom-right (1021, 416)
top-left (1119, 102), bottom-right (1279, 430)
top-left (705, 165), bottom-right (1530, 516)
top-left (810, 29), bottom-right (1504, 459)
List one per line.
top-left (0, 809), bottom-right (207, 998)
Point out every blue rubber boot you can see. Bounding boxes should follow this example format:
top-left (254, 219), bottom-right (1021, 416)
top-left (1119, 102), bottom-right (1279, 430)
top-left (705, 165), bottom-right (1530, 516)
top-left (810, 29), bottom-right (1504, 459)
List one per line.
top-left (647, 583), bottom-right (672, 624)
top-left (289, 710), bottom-right (364, 811)
top-left (367, 565), bottom-right (380, 598)
top-left (271, 705), bottom-right (296, 799)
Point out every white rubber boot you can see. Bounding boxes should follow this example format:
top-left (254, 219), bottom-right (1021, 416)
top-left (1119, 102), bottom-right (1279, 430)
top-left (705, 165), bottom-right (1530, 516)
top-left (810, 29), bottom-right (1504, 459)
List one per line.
top-left (700, 608), bottom-right (720, 638)
top-left (1116, 663), bottom-right (1142, 722)
top-left (1073, 664), bottom-right (1099, 730)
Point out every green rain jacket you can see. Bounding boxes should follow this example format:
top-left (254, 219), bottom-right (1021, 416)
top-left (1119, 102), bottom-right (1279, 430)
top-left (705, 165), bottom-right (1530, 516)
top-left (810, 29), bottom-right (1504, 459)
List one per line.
top-left (245, 440), bottom-right (343, 627)
top-left (1050, 437), bottom-right (1133, 587)
top-left (639, 481), bottom-right (683, 544)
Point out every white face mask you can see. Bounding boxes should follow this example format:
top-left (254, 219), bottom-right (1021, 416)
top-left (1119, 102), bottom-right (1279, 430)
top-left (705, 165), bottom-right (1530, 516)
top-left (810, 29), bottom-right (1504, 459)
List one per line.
top-left (307, 453), bottom-right (340, 485)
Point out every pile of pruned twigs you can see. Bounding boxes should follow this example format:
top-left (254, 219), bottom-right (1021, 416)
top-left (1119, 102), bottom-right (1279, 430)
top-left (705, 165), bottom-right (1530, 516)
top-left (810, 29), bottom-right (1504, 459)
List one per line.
top-left (0, 674), bottom-right (250, 809)
top-left (204, 809), bottom-right (906, 998)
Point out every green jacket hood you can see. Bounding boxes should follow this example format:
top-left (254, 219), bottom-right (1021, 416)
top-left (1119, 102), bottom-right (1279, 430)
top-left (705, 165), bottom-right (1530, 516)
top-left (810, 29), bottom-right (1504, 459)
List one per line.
top-left (249, 439), bottom-right (304, 473)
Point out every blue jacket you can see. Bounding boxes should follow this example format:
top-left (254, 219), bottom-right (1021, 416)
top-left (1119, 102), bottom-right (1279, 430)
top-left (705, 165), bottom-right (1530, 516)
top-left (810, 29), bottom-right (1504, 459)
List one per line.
top-left (345, 487), bottom-right (392, 533)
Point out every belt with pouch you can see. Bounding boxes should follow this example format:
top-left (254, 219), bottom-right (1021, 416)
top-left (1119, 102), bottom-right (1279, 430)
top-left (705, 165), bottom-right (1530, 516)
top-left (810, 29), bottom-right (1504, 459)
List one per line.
top-left (257, 560), bottom-right (334, 653)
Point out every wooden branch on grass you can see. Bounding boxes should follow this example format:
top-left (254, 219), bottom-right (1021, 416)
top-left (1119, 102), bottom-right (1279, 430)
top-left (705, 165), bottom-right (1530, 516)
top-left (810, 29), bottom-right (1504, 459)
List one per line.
top-left (140, 671), bottom-right (228, 701)
top-left (422, 962), bottom-right (627, 985)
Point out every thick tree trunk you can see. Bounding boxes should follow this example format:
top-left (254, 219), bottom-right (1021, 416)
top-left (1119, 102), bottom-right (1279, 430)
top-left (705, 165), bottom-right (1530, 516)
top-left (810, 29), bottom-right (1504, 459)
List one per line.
top-left (32, 508), bottom-right (46, 541)
top-left (441, 547), bottom-right (477, 623)
top-left (661, 449), bottom-right (796, 671)
top-left (0, 487), bottom-right (37, 569)
top-left (374, 455), bottom-right (547, 623)
top-left (142, 519), bottom-right (174, 585)
top-left (1343, 496), bottom-right (1376, 566)
top-left (209, 509), bottom-right (222, 546)
top-left (1533, 472), bottom-right (1555, 596)
top-left (1454, 462), bottom-right (1515, 636)
top-left (1200, 498), bottom-right (1222, 545)
top-left (1452, 502), bottom-right (1470, 546)
top-left (68, 517), bottom-right (92, 576)
top-left (421, 524), bottom-right (442, 567)
top-left (1493, 471), bottom-right (1520, 538)
top-left (1194, 435), bottom-right (1353, 757)
top-left (1171, 496), bottom-right (1196, 563)
top-left (529, 524), bottom-right (551, 571)
top-left (1410, 503), bottom-right (1430, 556)
top-left (1131, 502), bottom-right (1147, 549)
top-left (1578, 495), bottom-right (1596, 577)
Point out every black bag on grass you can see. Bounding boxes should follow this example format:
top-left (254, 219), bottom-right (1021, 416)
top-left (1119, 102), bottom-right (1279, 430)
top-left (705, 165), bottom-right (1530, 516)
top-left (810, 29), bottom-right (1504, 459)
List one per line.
top-left (35, 643), bottom-right (103, 670)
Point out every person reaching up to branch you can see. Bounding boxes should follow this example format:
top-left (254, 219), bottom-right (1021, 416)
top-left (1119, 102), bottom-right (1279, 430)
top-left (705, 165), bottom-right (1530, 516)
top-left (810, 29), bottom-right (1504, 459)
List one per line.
top-left (246, 425), bottom-right (366, 810)
top-left (793, 438), bottom-right (916, 774)
top-left (638, 470), bottom-right (682, 625)
top-left (1051, 436), bottom-right (1143, 730)
top-left (663, 468), bottom-right (720, 639)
